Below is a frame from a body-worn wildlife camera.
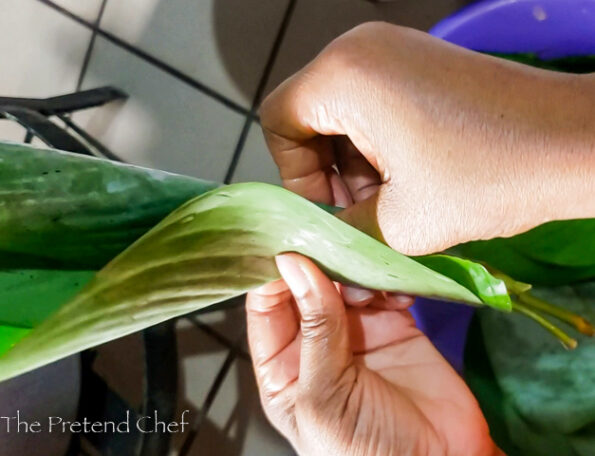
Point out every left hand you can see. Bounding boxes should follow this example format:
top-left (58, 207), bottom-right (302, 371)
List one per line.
top-left (246, 253), bottom-right (502, 456)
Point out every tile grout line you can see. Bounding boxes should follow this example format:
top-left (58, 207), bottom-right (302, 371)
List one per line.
top-left (75, 0), bottom-right (108, 91)
top-left (223, 0), bottom-right (297, 183)
top-left (178, 328), bottom-right (246, 456)
top-left (223, 117), bottom-right (253, 184)
top-left (35, 0), bottom-right (252, 117)
top-left (61, 0), bottom-right (126, 164)
top-left (250, 0), bottom-right (298, 109)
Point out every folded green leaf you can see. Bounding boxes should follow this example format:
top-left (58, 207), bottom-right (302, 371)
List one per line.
top-left (0, 182), bottom-right (502, 382)
top-left (416, 255), bottom-right (510, 311)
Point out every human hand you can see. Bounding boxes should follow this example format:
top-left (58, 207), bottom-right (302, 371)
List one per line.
top-left (260, 22), bottom-right (595, 255)
top-left (246, 253), bottom-right (503, 456)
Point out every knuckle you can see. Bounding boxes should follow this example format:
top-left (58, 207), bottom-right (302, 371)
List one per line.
top-left (349, 20), bottom-right (395, 37)
top-left (331, 21), bottom-right (397, 51)
top-left (317, 24), bottom-right (380, 74)
top-left (295, 388), bottom-right (324, 417)
top-left (321, 22), bottom-right (411, 69)
top-left (301, 311), bottom-right (339, 340)
top-left (318, 33), bottom-right (361, 73)
top-left (258, 93), bottom-right (277, 131)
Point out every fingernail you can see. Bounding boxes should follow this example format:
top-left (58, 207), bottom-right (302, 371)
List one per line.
top-left (389, 293), bottom-right (413, 301)
top-left (388, 293), bottom-right (415, 305)
top-left (342, 285), bottom-right (375, 304)
top-left (275, 255), bottom-right (310, 299)
top-left (329, 173), bottom-right (352, 209)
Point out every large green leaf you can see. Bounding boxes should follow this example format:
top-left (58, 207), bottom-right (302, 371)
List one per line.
top-left (457, 238), bottom-right (595, 286)
top-left (0, 182), bottom-right (504, 382)
top-left (0, 141), bottom-right (219, 268)
top-left (506, 220), bottom-right (595, 268)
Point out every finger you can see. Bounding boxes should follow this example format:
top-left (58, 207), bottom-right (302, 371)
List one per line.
top-left (328, 170), bottom-right (353, 208)
top-left (259, 63), bottom-right (381, 176)
top-left (260, 69), bottom-right (343, 205)
top-left (271, 134), bottom-right (336, 204)
top-left (254, 336), bottom-right (301, 397)
top-left (346, 307), bottom-right (417, 354)
top-left (334, 136), bottom-right (381, 202)
top-left (340, 284), bottom-right (376, 307)
top-left (330, 168), bottom-right (379, 307)
top-left (275, 253), bottom-right (352, 387)
top-left (370, 293), bottom-right (415, 311)
top-left (246, 280), bottom-right (299, 371)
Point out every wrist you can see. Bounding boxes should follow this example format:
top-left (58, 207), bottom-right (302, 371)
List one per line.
top-left (500, 72), bottom-right (595, 234)
top-left (531, 73), bottom-right (595, 224)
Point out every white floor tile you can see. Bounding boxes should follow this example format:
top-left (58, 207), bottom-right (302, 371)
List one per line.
top-left (231, 122), bottom-right (281, 185)
top-left (0, 120), bottom-right (28, 143)
top-left (0, 0), bottom-right (92, 97)
top-left (98, 0), bottom-right (290, 109)
top-left (188, 358), bottom-right (295, 456)
top-left (264, 0), bottom-right (465, 97)
top-left (74, 36), bottom-right (245, 181)
top-left (52, 0), bottom-right (104, 22)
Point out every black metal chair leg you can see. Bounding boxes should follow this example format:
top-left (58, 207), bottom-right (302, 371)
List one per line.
top-left (0, 86), bottom-right (127, 116)
top-left (0, 107), bottom-right (92, 154)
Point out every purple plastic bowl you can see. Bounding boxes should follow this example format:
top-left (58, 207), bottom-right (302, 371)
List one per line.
top-left (412, 0), bottom-right (595, 372)
top-left (431, 0), bottom-right (595, 59)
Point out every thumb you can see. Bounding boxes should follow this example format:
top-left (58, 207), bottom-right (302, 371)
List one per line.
top-left (275, 254), bottom-right (351, 387)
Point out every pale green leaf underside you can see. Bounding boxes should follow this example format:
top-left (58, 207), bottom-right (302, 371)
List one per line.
top-left (0, 183), bottom-right (487, 382)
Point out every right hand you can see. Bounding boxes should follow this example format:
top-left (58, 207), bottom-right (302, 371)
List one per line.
top-left (247, 253), bottom-right (503, 456)
top-left (260, 22), bottom-right (595, 255)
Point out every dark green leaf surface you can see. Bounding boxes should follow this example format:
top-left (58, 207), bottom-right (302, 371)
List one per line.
top-left (457, 238), bottom-right (595, 286)
top-left (0, 142), bottom-right (219, 357)
top-left (506, 220), bottom-right (595, 268)
top-left (468, 283), bottom-right (595, 455)
top-left (0, 142), bottom-right (219, 268)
